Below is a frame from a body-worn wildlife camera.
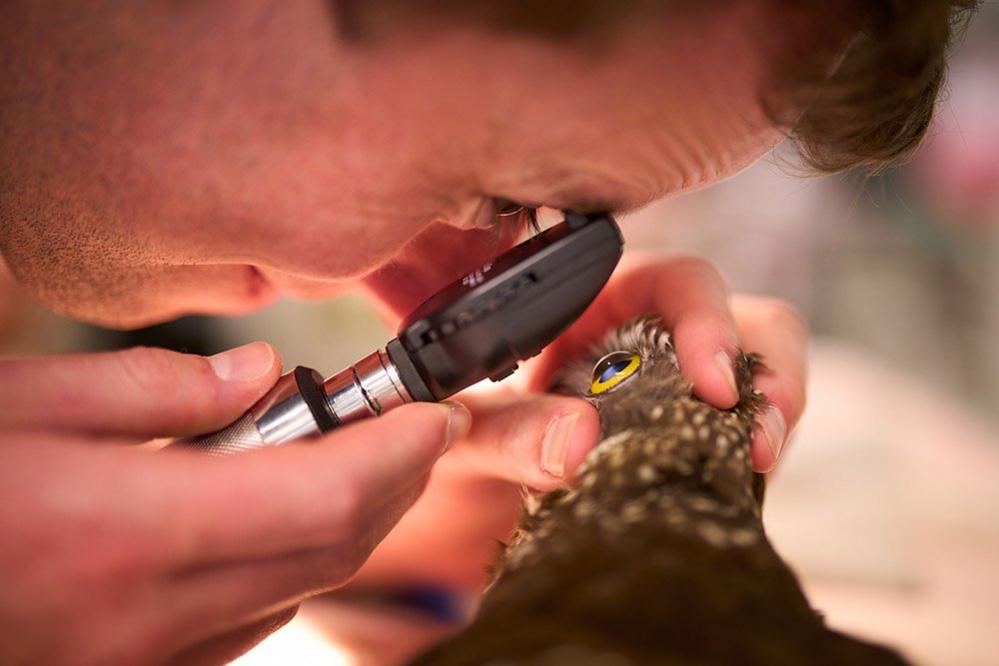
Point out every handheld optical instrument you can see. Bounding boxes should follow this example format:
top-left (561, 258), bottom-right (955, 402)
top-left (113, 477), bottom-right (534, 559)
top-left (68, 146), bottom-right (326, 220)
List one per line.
top-left (177, 211), bottom-right (623, 454)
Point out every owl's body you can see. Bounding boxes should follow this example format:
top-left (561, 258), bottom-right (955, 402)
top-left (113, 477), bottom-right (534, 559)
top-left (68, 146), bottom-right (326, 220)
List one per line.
top-left (415, 319), bottom-right (906, 666)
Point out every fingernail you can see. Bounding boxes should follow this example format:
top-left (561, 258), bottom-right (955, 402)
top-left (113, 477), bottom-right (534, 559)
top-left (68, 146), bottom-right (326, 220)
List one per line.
top-left (541, 412), bottom-right (579, 479)
top-left (759, 405), bottom-right (786, 462)
top-left (714, 349), bottom-right (738, 399)
top-left (207, 342), bottom-right (275, 382)
top-left (442, 401), bottom-right (471, 451)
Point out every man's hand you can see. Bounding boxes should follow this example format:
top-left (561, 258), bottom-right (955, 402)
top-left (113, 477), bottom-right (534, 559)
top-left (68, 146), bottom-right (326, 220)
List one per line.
top-left (0, 344), bottom-right (470, 664)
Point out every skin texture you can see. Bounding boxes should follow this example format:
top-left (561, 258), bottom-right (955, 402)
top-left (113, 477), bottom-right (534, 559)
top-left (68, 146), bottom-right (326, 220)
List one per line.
top-left (0, 0), bottom-right (810, 661)
top-left (0, 345), bottom-right (469, 664)
top-left (0, 0), bottom-right (780, 325)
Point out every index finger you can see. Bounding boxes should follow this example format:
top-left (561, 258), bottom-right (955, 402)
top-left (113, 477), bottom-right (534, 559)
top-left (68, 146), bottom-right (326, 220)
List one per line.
top-left (153, 402), bottom-right (470, 564)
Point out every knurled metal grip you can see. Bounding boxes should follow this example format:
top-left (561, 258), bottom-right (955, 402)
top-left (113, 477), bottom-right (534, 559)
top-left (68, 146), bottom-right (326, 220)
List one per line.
top-left (172, 367), bottom-right (325, 454)
top-left (178, 412), bottom-right (267, 456)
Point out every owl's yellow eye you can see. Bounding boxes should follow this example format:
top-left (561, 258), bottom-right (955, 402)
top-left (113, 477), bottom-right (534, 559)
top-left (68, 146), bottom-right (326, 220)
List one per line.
top-left (589, 351), bottom-right (641, 395)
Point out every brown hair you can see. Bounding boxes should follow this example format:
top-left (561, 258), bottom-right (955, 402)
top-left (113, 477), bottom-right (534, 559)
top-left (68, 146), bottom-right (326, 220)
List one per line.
top-left (333, 0), bottom-right (979, 174)
top-left (765, 0), bottom-right (979, 173)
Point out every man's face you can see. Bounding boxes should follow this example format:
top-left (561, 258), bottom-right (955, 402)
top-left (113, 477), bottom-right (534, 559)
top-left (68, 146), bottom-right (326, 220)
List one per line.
top-left (0, 0), bottom-right (782, 327)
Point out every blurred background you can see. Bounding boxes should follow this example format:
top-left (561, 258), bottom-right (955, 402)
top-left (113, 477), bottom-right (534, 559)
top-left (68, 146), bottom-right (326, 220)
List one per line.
top-left (2, 6), bottom-right (997, 666)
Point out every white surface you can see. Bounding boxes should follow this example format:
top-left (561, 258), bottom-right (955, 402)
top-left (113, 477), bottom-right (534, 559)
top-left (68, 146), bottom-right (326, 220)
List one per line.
top-left (766, 341), bottom-right (999, 666)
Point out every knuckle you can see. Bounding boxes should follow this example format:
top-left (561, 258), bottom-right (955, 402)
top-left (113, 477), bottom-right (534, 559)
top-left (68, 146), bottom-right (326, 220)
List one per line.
top-left (666, 254), bottom-right (728, 291)
top-left (682, 307), bottom-right (733, 331)
top-left (114, 346), bottom-right (217, 410)
top-left (753, 298), bottom-right (810, 338)
top-left (672, 308), bottom-right (736, 349)
top-left (114, 346), bottom-right (176, 383)
top-left (661, 255), bottom-right (724, 290)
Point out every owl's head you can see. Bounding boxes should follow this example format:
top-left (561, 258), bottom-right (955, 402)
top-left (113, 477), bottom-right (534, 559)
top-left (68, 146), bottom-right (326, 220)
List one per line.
top-left (557, 317), bottom-right (767, 509)
top-left (557, 317), bottom-right (690, 435)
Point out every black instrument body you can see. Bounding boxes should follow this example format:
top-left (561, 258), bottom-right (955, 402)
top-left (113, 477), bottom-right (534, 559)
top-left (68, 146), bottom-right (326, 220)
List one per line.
top-left (389, 212), bottom-right (623, 401)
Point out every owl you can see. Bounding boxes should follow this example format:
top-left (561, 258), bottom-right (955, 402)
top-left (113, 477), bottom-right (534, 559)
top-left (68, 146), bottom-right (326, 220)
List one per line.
top-left (414, 317), bottom-right (907, 665)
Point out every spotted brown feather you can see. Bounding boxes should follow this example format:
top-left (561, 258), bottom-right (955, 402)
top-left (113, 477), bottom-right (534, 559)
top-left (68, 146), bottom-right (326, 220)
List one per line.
top-left (414, 317), bottom-right (907, 666)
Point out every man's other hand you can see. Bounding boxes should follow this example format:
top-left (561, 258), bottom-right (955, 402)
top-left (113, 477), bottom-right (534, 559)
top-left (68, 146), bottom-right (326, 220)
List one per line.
top-left (0, 343), bottom-right (470, 664)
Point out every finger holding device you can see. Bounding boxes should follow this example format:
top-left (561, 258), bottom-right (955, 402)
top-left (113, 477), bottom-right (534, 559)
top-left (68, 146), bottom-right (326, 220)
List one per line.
top-left (175, 211), bottom-right (623, 454)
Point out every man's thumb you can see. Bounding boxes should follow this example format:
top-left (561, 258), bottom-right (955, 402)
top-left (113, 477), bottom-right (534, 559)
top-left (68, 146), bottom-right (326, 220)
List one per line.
top-left (448, 392), bottom-right (600, 491)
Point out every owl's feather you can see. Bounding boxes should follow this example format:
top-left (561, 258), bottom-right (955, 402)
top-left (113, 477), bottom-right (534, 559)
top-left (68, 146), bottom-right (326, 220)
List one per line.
top-left (414, 318), bottom-right (907, 665)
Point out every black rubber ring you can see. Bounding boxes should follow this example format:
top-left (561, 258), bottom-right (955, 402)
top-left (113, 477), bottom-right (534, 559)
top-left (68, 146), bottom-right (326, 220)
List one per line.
top-left (294, 366), bottom-right (339, 433)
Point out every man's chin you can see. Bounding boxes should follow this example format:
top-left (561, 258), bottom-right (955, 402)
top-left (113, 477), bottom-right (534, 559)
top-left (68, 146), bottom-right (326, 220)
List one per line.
top-left (54, 272), bottom-right (358, 331)
top-left (43, 279), bottom-right (279, 333)
top-left (41, 261), bottom-right (369, 330)
top-left (52, 296), bottom-right (277, 331)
